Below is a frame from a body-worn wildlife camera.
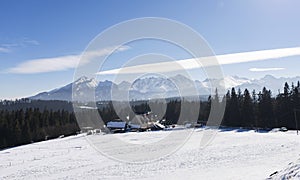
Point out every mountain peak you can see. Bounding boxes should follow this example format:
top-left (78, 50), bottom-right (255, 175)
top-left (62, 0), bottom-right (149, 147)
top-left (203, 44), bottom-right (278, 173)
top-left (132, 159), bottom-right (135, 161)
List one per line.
top-left (74, 76), bottom-right (98, 88)
top-left (262, 74), bottom-right (276, 80)
top-left (75, 76), bottom-right (89, 83)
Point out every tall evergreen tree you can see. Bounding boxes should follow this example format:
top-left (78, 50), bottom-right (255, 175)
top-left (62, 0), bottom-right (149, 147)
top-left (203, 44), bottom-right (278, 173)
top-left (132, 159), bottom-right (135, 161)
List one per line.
top-left (241, 89), bottom-right (255, 128)
top-left (227, 88), bottom-right (241, 127)
top-left (258, 87), bottom-right (274, 128)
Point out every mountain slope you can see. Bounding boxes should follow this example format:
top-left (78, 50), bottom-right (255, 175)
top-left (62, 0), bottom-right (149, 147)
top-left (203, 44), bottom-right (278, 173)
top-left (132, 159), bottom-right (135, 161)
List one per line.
top-left (30, 75), bottom-right (300, 101)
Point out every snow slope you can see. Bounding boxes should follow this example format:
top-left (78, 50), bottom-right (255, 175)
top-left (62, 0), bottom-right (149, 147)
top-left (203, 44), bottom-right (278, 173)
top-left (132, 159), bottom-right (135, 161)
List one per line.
top-left (268, 158), bottom-right (300, 179)
top-left (1, 129), bottom-right (300, 179)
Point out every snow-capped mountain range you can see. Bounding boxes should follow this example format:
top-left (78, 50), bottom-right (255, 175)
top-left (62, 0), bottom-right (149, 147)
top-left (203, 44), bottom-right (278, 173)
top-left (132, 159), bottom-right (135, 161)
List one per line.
top-left (30, 75), bottom-right (300, 101)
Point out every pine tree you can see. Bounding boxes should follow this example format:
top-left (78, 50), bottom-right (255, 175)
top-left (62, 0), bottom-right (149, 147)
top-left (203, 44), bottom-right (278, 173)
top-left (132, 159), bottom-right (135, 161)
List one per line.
top-left (258, 87), bottom-right (274, 128)
top-left (241, 89), bottom-right (254, 128)
top-left (222, 90), bottom-right (231, 126)
top-left (226, 88), bottom-right (241, 127)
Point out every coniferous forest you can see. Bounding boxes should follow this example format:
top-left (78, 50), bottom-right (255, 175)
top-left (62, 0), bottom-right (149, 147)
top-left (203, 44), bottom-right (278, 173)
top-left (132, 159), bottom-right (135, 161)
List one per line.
top-left (218, 82), bottom-right (300, 130)
top-left (1, 82), bottom-right (300, 150)
top-left (0, 107), bottom-right (79, 149)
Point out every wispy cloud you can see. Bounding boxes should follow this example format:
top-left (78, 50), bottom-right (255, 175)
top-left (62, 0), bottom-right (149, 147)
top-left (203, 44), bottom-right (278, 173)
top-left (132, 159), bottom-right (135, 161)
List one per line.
top-left (96, 47), bottom-right (300, 75)
top-left (249, 67), bottom-right (285, 72)
top-left (0, 47), bottom-right (11, 53)
top-left (6, 46), bottom-right (130, 74)
top-left (0, 38), bottom-right (39, 53)
top-left (7, 55), bottom-right (79, 74)
top-left (3, 37), bottom-right (40, 47)
top-left (21, 38), bottom-right (39, 46)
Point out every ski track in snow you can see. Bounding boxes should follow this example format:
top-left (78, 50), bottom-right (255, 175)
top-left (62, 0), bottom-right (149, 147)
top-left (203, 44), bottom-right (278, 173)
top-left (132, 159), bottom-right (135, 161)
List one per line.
top-left (1, 129), bottom-right (300, 180)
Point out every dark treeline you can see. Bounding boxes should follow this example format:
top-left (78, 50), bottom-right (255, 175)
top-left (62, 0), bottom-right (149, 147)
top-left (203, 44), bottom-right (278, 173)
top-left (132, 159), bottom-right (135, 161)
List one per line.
top-left (0, 108), bottom-right (79, 149)
top-left (219, 81), bottom-right (300, 129)
top-left (0, 99), bottom-right (73, 112)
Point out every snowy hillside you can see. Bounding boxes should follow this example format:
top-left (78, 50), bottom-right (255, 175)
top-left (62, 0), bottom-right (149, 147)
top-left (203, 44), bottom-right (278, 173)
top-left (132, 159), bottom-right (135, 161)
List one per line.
top-left (1, 129), bottom-right (300, 179)
top-left (268, 158), bottom-right (300, 179)
top-left (30, 75), bottom-right (300, 101)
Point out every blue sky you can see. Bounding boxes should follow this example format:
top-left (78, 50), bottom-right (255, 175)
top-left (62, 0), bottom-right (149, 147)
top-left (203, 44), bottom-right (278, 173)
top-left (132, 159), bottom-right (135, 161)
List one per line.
top-left (1, 0), bottom-right (300, 99)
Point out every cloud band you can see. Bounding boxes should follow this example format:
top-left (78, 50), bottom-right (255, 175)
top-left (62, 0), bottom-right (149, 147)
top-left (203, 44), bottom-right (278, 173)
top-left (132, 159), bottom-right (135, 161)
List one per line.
top-left (96, 47), bottom-right (300, 75)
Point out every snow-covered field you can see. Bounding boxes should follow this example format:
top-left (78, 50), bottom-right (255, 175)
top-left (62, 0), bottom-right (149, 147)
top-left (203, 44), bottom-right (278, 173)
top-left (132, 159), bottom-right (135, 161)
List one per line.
top-left (269, 158), bottom-right (300, 179)
top-left (1, 128), bottom-right (300, 179)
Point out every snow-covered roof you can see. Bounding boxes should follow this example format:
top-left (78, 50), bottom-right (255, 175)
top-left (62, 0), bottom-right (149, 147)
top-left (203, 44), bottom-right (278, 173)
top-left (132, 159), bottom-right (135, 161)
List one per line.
top-left (107, 121), bottom-right (127, 128)
top-left (128, 123), bottom-right (141, 129)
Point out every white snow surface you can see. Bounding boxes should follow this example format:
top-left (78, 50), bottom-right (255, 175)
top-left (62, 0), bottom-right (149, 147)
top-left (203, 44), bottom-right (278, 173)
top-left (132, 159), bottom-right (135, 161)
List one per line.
top-left (1, 129), bottom-right (300, 180)
top-left (268, 158), bottom-right (300, 179)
